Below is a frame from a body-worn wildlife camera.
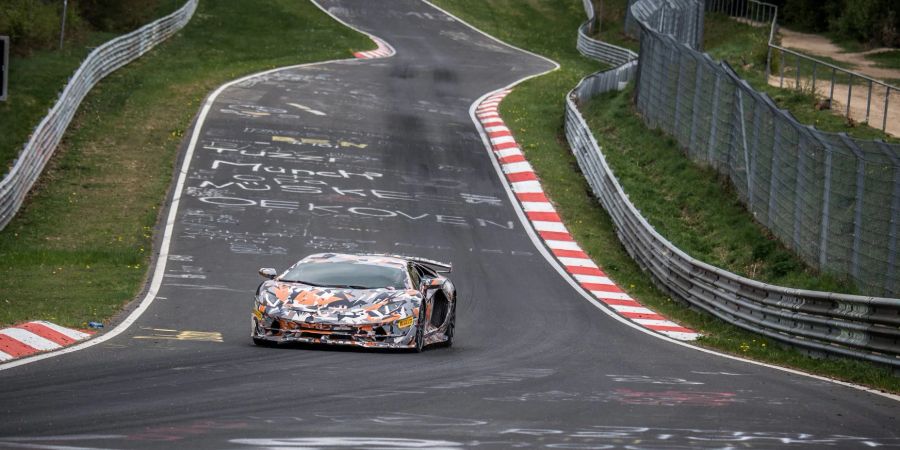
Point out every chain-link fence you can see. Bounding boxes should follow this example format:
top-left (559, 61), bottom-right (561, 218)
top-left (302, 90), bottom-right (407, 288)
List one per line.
top-left (628, 2), bottom-right (900, 296)
top-left (566, 0), bottom-right (900, 367)
top-left (0, 0), bottom-right (198, 232)
top-left (625, 0), bottom-right (704, 49)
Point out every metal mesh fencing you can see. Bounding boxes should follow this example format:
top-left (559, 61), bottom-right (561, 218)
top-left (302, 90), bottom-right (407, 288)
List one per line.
top-left (626, 0), bottom-right (704, 49)
top-left (567, 71), bottom-right (900, 368)
top-left (565, 0), bottom-right (900, 362)
top-left (631, 6), bottom-right (900, 296)
top-left (0, 0), bottom-right (198, 231)
top-left (566, 1), bottom-right (900, 366)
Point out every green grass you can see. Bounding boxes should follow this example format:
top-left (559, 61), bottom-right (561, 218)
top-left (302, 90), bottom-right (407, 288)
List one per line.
top-left (0, 0), bottom-right (373, 328)
top-left (433, 0), bottom-right (900, 391)
top-left (705, 14), bottom-right (897, 141)
top-left (583, 85), bottom-right (852, 292)
top-left (589, 0), bottom-right (639, 52)
top-left (870, 50), bottom-right (900, 70)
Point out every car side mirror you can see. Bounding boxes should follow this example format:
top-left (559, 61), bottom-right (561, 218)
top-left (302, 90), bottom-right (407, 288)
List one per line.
top-left (259, 268), bottom-right (277, 279)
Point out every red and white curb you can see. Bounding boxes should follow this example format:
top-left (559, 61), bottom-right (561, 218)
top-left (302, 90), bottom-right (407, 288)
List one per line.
top-left (0, 321), bottom-right (93, 362)
top-left (354, 35), bottom-right (395, 59)
top-left (476, 90), bottom-right (699, 341)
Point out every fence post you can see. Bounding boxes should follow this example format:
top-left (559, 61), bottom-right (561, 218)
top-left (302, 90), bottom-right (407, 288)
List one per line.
top-left (59, 0), bottom-right (68, 49)
top-left (688, 56), bottom-right (704, 152)
top-left (885, 145), bottom-right (900, 296)
top-left (839, 134), bottom-right (866, 281)
top-left (794, 135), bottom-right (807, 251)
top-left (707, 71), bottom-right (722, 166)
top-left (0, 36), bottom-right (7, 102)
top-left (737, 89), bottom-right (753, 208)
top-left (768, 116), bottom-right (781, 230)
top-left (673, 45), bottom-right (685, 138)
top-left (818, 137), bottom-right (834, 270)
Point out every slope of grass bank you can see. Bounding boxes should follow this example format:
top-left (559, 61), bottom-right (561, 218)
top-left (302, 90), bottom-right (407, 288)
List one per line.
top-left (0, 0), bottom-right (373, 327)
top-left (432, 0), bottom-right (899, 391)
top-left (0, 2), bottom-right (182, 173)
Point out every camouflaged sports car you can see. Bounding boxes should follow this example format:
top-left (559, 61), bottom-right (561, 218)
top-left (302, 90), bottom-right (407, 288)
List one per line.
top-left (251, 253), bottom-right (456, 351)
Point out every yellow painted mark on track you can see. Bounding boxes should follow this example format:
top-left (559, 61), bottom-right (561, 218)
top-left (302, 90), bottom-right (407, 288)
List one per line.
top-left (272, 136), bottom-right (367, 149)
top-left (134, 329), bottom-right (223, 342)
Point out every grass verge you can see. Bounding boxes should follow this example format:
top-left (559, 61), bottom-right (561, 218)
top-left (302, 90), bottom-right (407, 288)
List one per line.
top-left (0, 0), bottom-right (373, 328)
top-left (432, 0), bottom-right (900, 391)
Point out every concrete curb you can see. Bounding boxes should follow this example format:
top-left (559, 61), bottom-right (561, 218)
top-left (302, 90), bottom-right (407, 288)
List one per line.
top-left (0, 321), bottom-right (94, 362)
top-left (475, 90), bottom-right (699, 341)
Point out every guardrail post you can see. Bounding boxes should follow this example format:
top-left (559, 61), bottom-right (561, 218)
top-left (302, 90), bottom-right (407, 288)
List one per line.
top-left (883, 87), bottom-right (890, 132)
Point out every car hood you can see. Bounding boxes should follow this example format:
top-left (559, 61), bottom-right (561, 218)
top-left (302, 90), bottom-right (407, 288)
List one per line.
top-left (259, 280), bottom-right (420, 325)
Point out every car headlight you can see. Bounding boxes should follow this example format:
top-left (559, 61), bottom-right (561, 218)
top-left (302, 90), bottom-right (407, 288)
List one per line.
top-left (258, 290), bottom-right (279, 307)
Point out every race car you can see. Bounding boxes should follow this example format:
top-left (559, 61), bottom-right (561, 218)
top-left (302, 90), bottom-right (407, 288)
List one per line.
top-left (250, 253), bottom-right (456, 351)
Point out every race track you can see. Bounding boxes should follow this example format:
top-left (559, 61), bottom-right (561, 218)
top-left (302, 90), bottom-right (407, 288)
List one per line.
top-left (1, 1), bottom-right (898, 448)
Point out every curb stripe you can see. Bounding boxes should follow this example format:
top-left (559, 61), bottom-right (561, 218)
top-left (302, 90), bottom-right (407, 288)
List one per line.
top-left (0, 334), bottom-right (39, 358)
top-left (17, 322), bottom-right (79, 346)
top-left (0, 321), bottom-right (94, 362)
top-left (353, 35), bottom-right (396, 60)
top-left (0, 329), bottom-right (61, 351)
top-left (475, 90), bottom-right (699, 341)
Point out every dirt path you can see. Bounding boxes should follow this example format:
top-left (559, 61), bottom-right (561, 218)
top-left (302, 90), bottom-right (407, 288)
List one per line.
top-left (779, 28), bottom-right (900, 83)
top-left (769, 28), bottom-right (900, 137)
top-left (771, 73), bottom-right (900, 137)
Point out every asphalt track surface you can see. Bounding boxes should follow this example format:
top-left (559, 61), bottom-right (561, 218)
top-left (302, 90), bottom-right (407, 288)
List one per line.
top-left (1, 1), bottom-right (899, 449)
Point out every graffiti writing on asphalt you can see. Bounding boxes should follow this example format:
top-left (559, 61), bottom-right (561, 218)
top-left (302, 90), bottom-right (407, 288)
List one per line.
top-left (484, 389), bottom-right (739, 407)
top-left (192, 198), bottom-right (514, 229)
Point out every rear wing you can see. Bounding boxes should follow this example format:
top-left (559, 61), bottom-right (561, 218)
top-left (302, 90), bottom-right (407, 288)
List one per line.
top-left (360, 253), bottom-right (452, 273)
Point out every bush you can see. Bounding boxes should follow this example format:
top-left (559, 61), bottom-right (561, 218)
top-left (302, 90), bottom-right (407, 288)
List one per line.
top-left (778, 0), bottom-right (900, 48)
top-left (0, 0), bottom-right (65, 55)
top-left (77, 0), bottom-right (161, 32)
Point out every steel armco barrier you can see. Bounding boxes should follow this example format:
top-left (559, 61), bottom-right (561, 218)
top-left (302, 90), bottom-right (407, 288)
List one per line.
top-left (565, 0), bottom-right (900, 367)
top-left (0, 0), bottom-right (198, 231)
top-left (577, 21), bottom-right (638, 67)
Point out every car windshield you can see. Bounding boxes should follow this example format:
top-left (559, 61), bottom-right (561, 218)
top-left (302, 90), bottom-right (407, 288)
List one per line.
top-left (280, 261), bottom-right (408, 289)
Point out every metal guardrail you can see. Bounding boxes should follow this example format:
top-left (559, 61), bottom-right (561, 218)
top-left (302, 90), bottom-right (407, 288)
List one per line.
top-left (0, 0), bottom-right (198, 231)
top-left (565, 0), bottom-right (900, 367)
top-left (576, 21), bottom-right (638, 67)
top-left (707, 0), bottom-right (899, 135)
